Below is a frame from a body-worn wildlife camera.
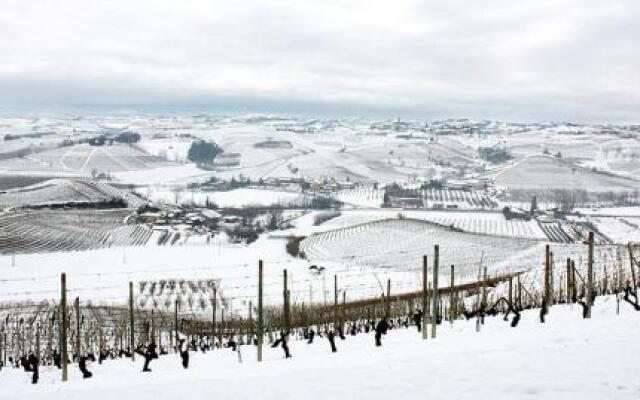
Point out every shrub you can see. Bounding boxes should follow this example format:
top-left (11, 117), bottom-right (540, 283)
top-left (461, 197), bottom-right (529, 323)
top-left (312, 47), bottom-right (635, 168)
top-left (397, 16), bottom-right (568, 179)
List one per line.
top-left (313, 211), bottom-right (341, 226)
top-left (187, 140), bottom-right (223, 164)
top-left (286, 236), bottom-right (305, 258)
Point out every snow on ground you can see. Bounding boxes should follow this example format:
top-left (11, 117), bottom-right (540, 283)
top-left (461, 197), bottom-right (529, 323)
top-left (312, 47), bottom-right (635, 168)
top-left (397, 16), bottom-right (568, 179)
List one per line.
top-left (277, 209), bottom-right (546, 240)
top-left (111, 164), bottom-right (215, 185)
top-left (0, 235), bottom-right (308, 311)
top-left (588, 216), bottom-right (640, 243)
top-left (333, 187), bottom-right (384, 208)
top-left (2, 295), bottom-right (639, 400)
top-left (575, 207), bottom-right (640, 217)
top-left (143, 187), bottom-right (306, 208)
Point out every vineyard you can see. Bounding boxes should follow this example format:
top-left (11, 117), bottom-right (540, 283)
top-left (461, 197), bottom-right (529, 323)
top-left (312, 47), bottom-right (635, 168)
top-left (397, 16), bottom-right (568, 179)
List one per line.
top-left (332, 187), bottom-right (384, 208)
top-left (301, 218), bottom-right (543, 283)
top-left (299, 210), bottom-right (547, 241)
top-left (0, 210), bottom-right (152, 254)
top-left (423, 188), bottom-right (499, 209)
top-left (587, 216), bottom-right (640, 244)
top-left (0, 178), bottom-right (148, 210)
top-left (0, 225), bottom-right (638, 400)
top-left (0, 144), bottom-right (171, 177)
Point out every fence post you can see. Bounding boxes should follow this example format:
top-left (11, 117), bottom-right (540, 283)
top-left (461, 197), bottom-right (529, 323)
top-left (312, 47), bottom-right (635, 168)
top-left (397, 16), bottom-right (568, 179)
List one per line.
top-left (129, 281), bottom-right (135, 360)
top-left (211, 287), bottom-right (217, 349)
top-left (150, 309), bottom-right (155, 344)
top-left (60, 273), bottom-right (68, 382)
top-left (431, 245), bottom-right (439, 339)
top-left (174, 299), bottom-right (179, 349)
top-left (571, 260), bottom-right (577, 302)
top-left (36, 323), bottom-right (40, 360)
top-left (544, 244), bottom-right (550, 306)
top-left (565, 258), bottom-right (571, 303)
top-left (629, 244), bottom-right (638, 292)
top-left (552, 250), bottom-right (556, 304)
top-left (586, 231), bottom-right (594, 318)
top-left (334, 275), bottom-right (338, 329)
top-left (75, 297), bottom-right (81, 357)
top-left (517, 275), bottom-right (522, 308)
top-left (342, 291), bottom-right (346, 325)
top-left (283, 269), bottom-right (290, 331)
top-left (481, 267), bottom-right (488, 318)
top-left (249, 300), bottom-right (254, 340)
top-left (422, 255), bottom-right (428, 340)
top-left (385, 279), bottom-right (391, 318)
top-left (450, 264), bottom-right (455, 325)
top-left (220, 310), bottom-right (224, 345)
top-left (257, 260), bottom-right (264, 362)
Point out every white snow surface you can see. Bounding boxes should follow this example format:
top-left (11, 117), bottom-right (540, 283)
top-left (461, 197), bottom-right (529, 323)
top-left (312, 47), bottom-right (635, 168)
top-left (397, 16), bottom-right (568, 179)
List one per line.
top-left (1, 295), bottom-right (638, 400)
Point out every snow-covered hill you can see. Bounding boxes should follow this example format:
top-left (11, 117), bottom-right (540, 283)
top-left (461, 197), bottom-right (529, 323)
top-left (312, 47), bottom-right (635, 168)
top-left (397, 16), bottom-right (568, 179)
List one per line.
top-left (2, 295), bottom-right (638, 400)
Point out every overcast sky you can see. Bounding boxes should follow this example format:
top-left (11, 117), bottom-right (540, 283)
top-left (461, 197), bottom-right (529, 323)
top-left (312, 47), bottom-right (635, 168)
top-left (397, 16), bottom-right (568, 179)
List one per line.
top-left (1, 0), bottom-right (638, 121)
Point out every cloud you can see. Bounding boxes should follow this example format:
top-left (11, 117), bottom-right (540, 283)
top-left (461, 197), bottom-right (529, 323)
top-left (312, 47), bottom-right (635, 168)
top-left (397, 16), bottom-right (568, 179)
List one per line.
top-left (0, 0), bottom-right (638, 121)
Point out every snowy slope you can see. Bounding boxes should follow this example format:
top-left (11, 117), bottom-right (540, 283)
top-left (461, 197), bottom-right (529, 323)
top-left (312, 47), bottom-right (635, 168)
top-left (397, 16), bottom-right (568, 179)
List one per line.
top-left (1, 295), bottom-right (638, 400)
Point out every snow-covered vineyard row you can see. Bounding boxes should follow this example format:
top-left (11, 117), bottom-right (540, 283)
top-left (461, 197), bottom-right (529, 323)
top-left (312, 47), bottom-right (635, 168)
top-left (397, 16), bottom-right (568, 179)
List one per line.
top-left (295, 210), bottom-right (547, 241)
top-left (2, 295), bottom-right (639, 400)
top-left (423, 188), bottom-right (499, 209)
top-left (301, 218), bottom-right (551, 282)
top-left (331, 187), bottom-right (384, 208)
top-left (0, 178), bottom-right (148, 210)
top-left (0, 179), bottom-right (109, 209)
top-left (295, 219), bottom-right (639, 312)
top-left (0, 210), bottom-right (217, 255)
top-left (292, 209), bottom-right (620, 245)
top-left (326, 187), bottom-right (499, 210)
top-left (587, 215), bottom-right (640, 243)
top-left (0, 210), bottom-right (152, 254)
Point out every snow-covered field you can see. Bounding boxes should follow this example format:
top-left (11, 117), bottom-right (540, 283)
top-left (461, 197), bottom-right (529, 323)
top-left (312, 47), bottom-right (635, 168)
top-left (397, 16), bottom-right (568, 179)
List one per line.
top-left (280, 209), bottom-right (546, 240)
top-left (2, 295), bottom-right (638, 400)
top-left (144, 187), bottom-right (307, 208)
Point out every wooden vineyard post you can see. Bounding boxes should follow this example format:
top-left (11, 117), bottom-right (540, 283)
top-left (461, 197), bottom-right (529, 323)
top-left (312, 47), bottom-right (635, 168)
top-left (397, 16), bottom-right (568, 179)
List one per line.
top-left (544, 244), bottom-right (550, 307)
top-left (75, 297), bottom-right (81, 357)
top-left (60, 273), bottom-right (68, 382)
top-left (422, 255), bottom-right (428, 340)
top-left (386, 279), bottom-right (391, 318)
top-left (3, 326), bottom-right (7, 367)
top-left (450, 265), bottom-right (455, 326)
top-left (283, 269), bottom-right (290, 331)
top-left (482, 267), bottom-right (488, 316)
top-left (150, 309), bottom-right (155, 344)
top-left (249, 301), bottom-right (254, 341)
top-left (36, 323), bottom-right (40, 360)
top-left (566, 258), bottom-right (572, 303)
top-left (47, 311), bottom-right (54, 360)
top-left (571, 260), bottom-right (577, 303)
top-left (431, 245), bottom-right (439, 339)
top-left (508, 275), bottom-right (513, 306)
top-left (629, 244), bottom-right (638, 293)
top-left (212, 287), bottom-right (217, 349)
top-left (334, 275), bottom-right (339, 329)
top-left (220, 310), bottom-right (224, 344)
top-left (129, 281), bottom-right (135, 361)
top-left (517, 275), bottom-right (522, 309)
top-left (257, 260), bottom-right (264, 362)
top-left (586, 232), bottom-right (594, 318)
top-left (20, 318), bottom-right (25, 358)
top-left (156, 319), bottom-right (161, 349)
top-left (550, 251), bottom-right (555, 305)
top-left (342, 291), bottom-right (346, 328)
top-left (174, 299), bottom-right (179, 349)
